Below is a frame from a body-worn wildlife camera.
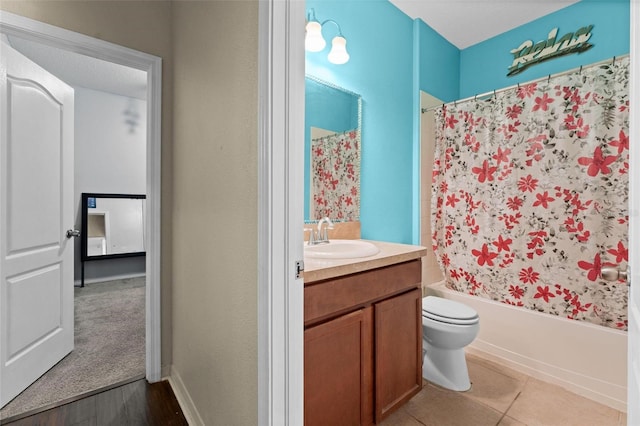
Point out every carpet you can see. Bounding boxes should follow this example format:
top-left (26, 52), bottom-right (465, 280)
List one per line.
top-left (0, 277), bottom-right (146, 421)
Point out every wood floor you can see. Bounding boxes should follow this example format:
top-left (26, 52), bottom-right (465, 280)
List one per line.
top-left (1, 379), bottom-right (188, 426)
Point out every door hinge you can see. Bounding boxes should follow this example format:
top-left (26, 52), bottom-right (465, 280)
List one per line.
top-left (295, 260), bottom-right (304, 279)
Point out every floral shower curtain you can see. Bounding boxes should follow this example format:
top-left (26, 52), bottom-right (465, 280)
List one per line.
top-left (432, 57), bottom-right (629, 330)
top-left (310, 129), bottom-right (360, 221)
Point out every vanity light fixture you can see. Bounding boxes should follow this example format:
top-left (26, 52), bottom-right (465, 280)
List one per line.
top-left (305, 9), bottom-right (350, 65)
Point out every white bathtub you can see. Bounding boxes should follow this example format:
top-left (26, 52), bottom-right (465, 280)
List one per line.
top-left (425, 280), bottom-right (628, 412)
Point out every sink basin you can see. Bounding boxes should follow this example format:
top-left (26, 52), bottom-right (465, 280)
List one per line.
top-left (304, 239), bottom-right (380, 259)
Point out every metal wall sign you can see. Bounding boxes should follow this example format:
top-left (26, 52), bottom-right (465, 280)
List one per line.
top-left (508, 25), bottom-right (594, 76)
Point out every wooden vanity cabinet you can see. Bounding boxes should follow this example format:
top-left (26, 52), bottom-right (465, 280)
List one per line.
top-left (374, 288), bottom-right (423, 420)
top-left (304, 259), bottom-right (423, 425)
top-left (304, 307), bottom-right (374, 426)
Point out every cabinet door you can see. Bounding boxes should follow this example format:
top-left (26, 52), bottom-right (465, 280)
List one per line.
top-left (374, 288), bottom-right (422, 422)
top-left (305, 307), bottom-right (373, 426)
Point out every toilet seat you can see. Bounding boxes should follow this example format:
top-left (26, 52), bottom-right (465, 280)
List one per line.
top-left (422, 296), bottom-right (479, 326)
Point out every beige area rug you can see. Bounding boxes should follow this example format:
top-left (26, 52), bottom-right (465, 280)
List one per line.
top-left (0, 277), bottom-right (145, 421)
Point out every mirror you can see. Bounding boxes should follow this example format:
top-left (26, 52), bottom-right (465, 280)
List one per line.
top-left (305, 76), bottom-right (362, 223)
top-left (81, 193), bottom-right (146, 260)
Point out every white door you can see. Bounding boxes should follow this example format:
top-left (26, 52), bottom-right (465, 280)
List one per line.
top-left (0, 40), bottom-right (75, 408)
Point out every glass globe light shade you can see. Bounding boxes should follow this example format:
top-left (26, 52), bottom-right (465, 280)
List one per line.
top-left (305, 21), bottom-right (326, 52)
top-left (328, 36), bottom-right (349, 64)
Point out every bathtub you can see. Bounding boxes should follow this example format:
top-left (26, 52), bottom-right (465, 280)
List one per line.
top-left (425, 280), bottom-right (628, 412)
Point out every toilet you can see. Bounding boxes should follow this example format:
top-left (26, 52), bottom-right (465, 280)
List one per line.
top-left (421, 296), bottom-right (480, 391)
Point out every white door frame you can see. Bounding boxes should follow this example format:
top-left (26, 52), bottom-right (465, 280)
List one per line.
top-left (628, 0), bottom-right (639, 422)
top-left (257, 0), bottom-right (305, 424)
top-left (0, 11), bottom-right (162, 383)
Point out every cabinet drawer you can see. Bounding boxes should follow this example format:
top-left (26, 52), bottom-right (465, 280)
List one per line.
top-left (305, 259), bottom-right (421, 325)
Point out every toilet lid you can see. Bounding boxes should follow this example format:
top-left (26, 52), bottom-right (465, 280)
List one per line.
top-left (422, 296), bottom-right (479, 324)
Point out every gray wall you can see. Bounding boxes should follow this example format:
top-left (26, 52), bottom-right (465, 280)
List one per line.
top-left (171, 2), bottom-right (259, 423)
top-left (74, 87), bottom-right (147, 284)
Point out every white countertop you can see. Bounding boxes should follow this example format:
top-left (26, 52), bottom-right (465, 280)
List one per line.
top-left (303, 240), bottom-right (427, 283)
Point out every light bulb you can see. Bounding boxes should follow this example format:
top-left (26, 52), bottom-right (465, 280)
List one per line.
top-left (305, 21), bottom-right (326, 52)
top-left (328, 36), bottom-right (349, 64)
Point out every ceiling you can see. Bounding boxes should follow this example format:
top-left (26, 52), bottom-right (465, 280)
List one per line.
top-left (7, 35), bottom-right (147, 100)
top-left (5, 0), bottom-right (579, 97)
top-left (388, 0), bottom-right (580, 49)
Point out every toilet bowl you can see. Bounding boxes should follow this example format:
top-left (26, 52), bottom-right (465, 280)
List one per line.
top-left (422, 296), bottom-right (479, 391)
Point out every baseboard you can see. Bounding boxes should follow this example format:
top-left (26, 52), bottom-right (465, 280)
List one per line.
top-left (166, 366), bottom-right (205, 426)
top-left (74, 272), bottom-right (146, 286)
top-left (467, 344), bottom-right (627, 412)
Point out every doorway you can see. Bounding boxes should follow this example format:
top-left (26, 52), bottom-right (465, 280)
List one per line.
top-left (0, 11), bottom-right (161, 419)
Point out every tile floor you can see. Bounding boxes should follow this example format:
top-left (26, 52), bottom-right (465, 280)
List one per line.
top-left (381, 353), bottom-right (627, 426)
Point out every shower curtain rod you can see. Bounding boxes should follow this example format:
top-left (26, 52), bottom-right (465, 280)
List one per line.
top-left (421, 53), bottom-right (630, 114)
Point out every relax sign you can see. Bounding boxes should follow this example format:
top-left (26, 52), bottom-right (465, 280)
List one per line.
top-left (507, 25), bottom-right (594, 76)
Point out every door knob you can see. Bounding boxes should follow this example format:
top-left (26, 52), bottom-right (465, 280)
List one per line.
top-left (66, 229), bottom-right (81, 239)
top-left (600, 267), bottom-right (628, 282)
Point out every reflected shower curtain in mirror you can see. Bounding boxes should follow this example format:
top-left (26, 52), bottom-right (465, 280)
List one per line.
top-left (310, 129), bottom-right (360, 221)
top-left (431, 57), bottom-right (629, 330)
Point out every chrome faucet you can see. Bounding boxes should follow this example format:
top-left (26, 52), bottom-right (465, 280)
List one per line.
top-left (316, 217), bottom-right (334, 244)
top-left (304, 227), bottom-right (318, 245)
top-left (305, 217), bottom-right (334, 245)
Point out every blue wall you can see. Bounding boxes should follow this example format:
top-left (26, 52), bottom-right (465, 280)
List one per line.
top-left (417, 20), bottom-right (460, 102)
top-left (306, 0), bottom-right (415, 243)
top-left (305, 0), bottom-right (459, 243)
top-left (460, 0), bottom-right (630, 98)
top-left (305, 0), bottom-right (629, 245)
